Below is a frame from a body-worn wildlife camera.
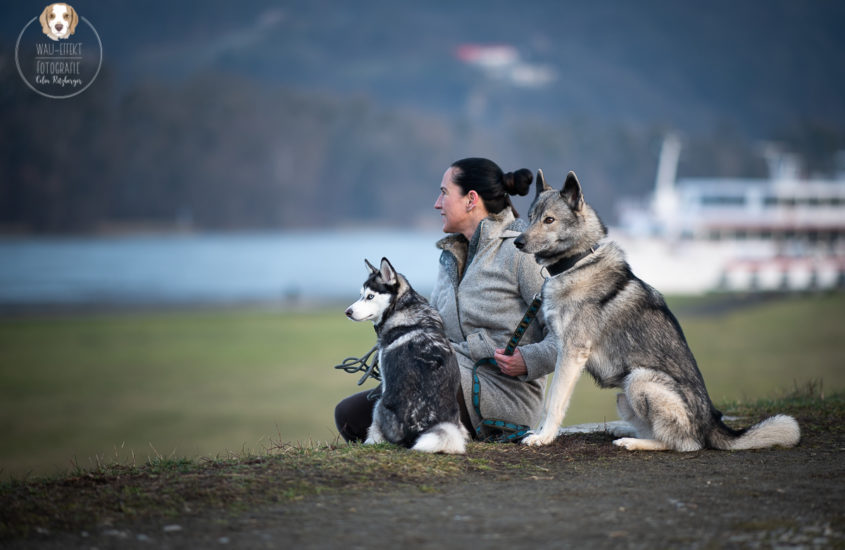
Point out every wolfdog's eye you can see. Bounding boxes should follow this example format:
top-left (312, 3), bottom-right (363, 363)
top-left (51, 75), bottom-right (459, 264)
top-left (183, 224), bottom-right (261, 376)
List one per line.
top-left (366, 294), bottom-right (375, 300)
top-left (543, 216), bottom-right (555, 224)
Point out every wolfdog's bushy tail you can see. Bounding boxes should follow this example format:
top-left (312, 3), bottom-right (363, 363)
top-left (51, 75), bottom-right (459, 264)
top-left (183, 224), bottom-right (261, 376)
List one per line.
top-left (710, 414), bottom-right (800, 450)
top-left (412, 422), bottom-right (468, 454)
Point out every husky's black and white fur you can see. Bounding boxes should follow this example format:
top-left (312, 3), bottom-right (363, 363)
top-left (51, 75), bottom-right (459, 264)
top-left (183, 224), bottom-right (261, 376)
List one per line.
top-left (514, 170), bottom-right (801, 451)
top-left (345, 258), bottom-right (468, 454)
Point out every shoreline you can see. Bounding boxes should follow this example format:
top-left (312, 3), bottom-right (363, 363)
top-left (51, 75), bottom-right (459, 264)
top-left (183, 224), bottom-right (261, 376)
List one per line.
top-left (0, 298), bottom-right (349, 319)
top-left (0, 291), bottom-right (832, 320)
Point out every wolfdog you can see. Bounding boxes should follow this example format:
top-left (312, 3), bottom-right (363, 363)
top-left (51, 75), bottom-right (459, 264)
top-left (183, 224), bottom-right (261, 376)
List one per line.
top-left (345, 258), bottom-right (468, 454)
top-left (513, 171), bottom-right (800, 451)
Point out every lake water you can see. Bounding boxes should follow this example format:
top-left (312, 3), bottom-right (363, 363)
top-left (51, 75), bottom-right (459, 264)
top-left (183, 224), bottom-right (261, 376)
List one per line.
top-left (0, 231), bottom-right (445, 306)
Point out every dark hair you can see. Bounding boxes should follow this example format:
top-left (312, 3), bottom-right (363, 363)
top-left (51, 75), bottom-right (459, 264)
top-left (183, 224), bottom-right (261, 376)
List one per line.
top-left (450, 158), bottom-right (533, 217)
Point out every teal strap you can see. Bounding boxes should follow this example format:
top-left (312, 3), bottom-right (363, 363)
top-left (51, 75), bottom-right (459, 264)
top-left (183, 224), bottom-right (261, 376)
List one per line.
top-left (472, 359), bottom-right (531, 442)
top-left (471, 294), bottom-right (542, 443)
top-left (503, 295), bottom-right (543, 355)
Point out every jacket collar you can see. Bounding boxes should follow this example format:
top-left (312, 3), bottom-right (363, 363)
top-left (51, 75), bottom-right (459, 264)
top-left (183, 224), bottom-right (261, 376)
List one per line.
top-left (436, 209), bottom-right (523, 279)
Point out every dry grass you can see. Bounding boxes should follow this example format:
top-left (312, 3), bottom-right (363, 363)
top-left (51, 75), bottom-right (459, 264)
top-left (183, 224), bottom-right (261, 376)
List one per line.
top-left (2, 387), bottom-right (841, 541)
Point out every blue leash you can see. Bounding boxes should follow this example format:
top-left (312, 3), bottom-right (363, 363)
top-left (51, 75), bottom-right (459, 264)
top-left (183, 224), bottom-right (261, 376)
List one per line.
top-left (471, 294), bottom-right (542, 443)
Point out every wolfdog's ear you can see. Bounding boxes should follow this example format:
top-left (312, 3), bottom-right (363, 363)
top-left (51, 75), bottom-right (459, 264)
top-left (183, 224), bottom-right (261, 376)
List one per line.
top-left (364, 259), bottom-right (378, 274)
top-left (535, 168), bottom-right (552, 200)
top-left (379, 257), bottom-right (398, 285)
top-left (561, 171), bottom-right (584, 211)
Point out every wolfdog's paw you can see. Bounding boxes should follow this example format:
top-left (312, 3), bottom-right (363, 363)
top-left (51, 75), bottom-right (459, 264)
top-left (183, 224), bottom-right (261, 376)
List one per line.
top-left (521, 430), bottom-right (556, 447)
top-left (613, 437), bottom-right (673, 451)
top-left (612, 437), bottom-right (636, 450)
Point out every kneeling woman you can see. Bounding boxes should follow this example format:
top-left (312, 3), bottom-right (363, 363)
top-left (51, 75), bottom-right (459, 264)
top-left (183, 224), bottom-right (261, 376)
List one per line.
top-left (335, 157), bottom-right (557, 441)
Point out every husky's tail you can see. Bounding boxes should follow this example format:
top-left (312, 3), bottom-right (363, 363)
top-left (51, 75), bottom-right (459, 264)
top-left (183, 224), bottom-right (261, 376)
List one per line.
top-left (412, 422), bottom-right (469, 454)
top-left (710, 414), bottom-right (800, 450)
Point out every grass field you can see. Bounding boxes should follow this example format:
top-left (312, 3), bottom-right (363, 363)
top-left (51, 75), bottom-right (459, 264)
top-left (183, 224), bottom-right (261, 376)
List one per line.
top-left (1, 292), bottom-right (844, 479)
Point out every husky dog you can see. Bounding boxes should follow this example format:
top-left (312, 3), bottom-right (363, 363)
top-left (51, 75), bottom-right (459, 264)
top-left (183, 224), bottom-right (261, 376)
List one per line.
top-left (513, 170), bottom-right (800, 451)
top-left (345, 258), bottom-right (468, 454)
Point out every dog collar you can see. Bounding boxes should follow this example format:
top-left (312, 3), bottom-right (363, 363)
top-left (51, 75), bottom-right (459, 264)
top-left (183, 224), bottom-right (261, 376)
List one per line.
top-left (545, 245), bottom-right (597, 278)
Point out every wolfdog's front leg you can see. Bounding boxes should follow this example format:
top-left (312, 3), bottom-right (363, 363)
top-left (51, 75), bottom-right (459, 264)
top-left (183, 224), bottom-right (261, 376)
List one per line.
top-left (522, 345), bottom-right (589, 446)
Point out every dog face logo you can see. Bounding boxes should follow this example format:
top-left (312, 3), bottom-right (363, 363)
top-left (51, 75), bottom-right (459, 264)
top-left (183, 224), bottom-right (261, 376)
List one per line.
top-left (39, 3), bottom-right (79, 41)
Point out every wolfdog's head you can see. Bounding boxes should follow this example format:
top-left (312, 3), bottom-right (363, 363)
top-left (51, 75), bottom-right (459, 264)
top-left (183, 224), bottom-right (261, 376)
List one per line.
top-left (514, 170), bottom-right (607, 266)
top-left (345, 257), bottom-right (404, 324)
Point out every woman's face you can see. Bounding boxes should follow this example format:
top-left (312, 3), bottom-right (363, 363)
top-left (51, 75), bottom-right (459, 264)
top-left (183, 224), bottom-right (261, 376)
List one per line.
top-left (434, 167), bottom-right (470, 235)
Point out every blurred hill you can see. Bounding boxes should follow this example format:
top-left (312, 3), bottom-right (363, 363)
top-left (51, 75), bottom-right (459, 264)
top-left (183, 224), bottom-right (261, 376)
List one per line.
top-left (1, 0), bottom-right (844, 232)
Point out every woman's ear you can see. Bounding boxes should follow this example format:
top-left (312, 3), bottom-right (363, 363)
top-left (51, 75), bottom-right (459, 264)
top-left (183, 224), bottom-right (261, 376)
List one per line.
top-left (466, 190), bottom-right (480, 210)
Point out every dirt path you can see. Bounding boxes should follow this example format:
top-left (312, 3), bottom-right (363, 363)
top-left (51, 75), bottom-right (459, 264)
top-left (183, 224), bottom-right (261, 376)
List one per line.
top-left (236, 446), bottom-right (843, 550)
top-left (10, 425), bottom-right (843, 550)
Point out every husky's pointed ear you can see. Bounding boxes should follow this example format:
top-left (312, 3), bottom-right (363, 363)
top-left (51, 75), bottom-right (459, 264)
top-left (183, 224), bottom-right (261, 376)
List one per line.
top-left (379, 257), bottom-right (398, 285)
top-left (364, 259), bottom-right (378, 274)
top-left (535, 168), bottom-right (552, 200)
top-left (561, 171), bottom-right (584, 211)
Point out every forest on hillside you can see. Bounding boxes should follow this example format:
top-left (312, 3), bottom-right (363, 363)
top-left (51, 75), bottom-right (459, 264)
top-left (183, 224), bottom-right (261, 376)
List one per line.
top-left (2, 0), bottom-right (844, 233)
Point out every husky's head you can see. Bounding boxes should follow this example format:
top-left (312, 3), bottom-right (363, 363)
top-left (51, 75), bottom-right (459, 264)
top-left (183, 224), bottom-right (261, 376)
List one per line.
top-left (345, 257), bottom-right (402, 324)
top-left (514, 170), bottom-right (607, 267)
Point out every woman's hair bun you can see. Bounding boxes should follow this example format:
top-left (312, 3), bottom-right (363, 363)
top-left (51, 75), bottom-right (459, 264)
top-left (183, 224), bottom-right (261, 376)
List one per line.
top-left (503, 168), bottom-right (534, 196)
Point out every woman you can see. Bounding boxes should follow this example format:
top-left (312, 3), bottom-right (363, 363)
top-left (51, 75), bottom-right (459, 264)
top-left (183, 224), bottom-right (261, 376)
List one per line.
top-left (335, 157), bottom-right (557, 441)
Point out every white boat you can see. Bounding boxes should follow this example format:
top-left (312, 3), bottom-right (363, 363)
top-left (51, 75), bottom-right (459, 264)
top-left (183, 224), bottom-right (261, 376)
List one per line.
top-left (614, 135), bottom-right (845, 294)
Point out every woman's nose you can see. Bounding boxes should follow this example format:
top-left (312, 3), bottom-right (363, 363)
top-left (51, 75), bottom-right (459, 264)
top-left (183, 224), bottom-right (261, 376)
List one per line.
top-left (434, 195), bottom-right (442, 209)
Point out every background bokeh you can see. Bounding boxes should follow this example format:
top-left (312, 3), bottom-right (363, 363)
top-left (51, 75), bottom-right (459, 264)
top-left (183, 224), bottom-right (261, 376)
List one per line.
top-left (1, 1), bottom-right (844, 478)
top-left (2, 0), bottom-right (845, 234)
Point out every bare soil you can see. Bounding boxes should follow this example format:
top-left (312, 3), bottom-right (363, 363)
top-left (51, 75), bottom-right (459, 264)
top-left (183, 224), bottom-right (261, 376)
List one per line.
top-left (4, 399), bottom-right (844, 550)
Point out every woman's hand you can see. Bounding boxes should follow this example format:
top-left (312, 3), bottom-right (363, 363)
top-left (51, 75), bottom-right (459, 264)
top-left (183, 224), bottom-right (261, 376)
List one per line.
top-left (494, 348), bottom-right (527, 377)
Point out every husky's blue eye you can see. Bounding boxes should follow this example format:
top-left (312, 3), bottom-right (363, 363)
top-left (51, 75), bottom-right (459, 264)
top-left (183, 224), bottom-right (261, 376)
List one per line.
top-left (543, 216), bottom-right (555, 224)
top-left (366, 294), bottom-right (375, 300)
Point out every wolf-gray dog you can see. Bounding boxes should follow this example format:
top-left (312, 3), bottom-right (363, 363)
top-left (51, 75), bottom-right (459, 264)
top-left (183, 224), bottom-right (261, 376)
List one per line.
top-left (345, 258), bottom-right (468, 454)
top-left (513, 170), bottom-right (800, 451)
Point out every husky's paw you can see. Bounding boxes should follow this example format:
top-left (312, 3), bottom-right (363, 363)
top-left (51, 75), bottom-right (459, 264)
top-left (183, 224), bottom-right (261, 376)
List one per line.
top-left (364, 425), bottom-right (385, 445)
top-left (364, 433), bottom-right (386, 445)
top-left (521, 430), bottom-right (556, 447)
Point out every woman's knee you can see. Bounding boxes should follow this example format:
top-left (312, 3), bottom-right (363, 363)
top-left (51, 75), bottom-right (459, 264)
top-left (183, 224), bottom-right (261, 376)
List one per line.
top-left (334, 390), bottom-right (375, 443)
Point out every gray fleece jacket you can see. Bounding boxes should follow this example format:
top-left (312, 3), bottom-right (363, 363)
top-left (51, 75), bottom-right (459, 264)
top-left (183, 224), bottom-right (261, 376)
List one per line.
top-left (430, 209), bottom-right (557, 432)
